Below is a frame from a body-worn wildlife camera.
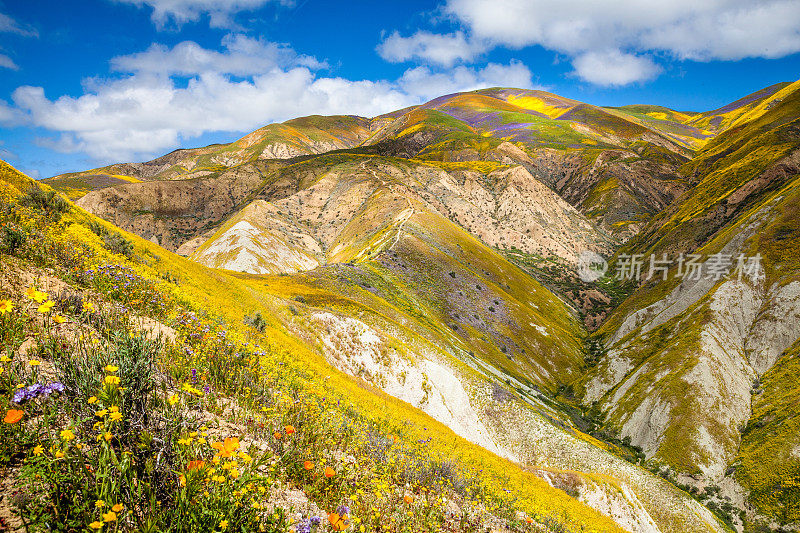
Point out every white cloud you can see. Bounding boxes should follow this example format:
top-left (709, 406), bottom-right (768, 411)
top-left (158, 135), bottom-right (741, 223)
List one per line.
top-left (0, 99), bottom-right (23, 125)
top-left (571, 50), bottom-right (661, 87)
top-left (0, 12), bottom-right (37, 37)
top-left (0, 53), bottom-right (18, 70)
top-left (436, 0), bottom-right (800, 85)
top-left (377, 31), bottom-right (483, 67)
top-left (641, 1), bottom-right (800, 60)
top-left (112, 0), bottom-right (290, 29)
top-left (110, 34), bottom-right (324, 76)
top-left (2, 36), bottom-right (529, 162)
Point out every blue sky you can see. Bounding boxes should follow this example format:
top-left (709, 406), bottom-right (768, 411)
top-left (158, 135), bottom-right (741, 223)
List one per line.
top-left (1, 0), bottom-right (799, 178)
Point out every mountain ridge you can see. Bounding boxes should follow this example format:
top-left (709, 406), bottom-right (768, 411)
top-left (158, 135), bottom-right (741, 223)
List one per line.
top-left (32, 78), bottom-right (800, 531)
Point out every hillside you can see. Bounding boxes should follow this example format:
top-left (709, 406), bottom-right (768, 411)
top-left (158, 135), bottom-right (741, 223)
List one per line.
top-left (1, 157), bottom-right (730, 533)
top-left (583, 79), bottom-right (800, 530)
top-left (1, 160), bottom-right (635, 532)
top-left (7, 79), bottom-right (799, 532)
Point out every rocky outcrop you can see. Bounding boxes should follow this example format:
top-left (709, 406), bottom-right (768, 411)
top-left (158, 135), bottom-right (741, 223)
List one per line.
top-left (76, 164), bottom-right (266, 252)
top-left (527, 146), bottom-right (689, 240)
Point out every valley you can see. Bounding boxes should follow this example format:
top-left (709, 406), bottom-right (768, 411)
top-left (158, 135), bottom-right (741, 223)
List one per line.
top-left (2, 80), bottom-right (799, 533)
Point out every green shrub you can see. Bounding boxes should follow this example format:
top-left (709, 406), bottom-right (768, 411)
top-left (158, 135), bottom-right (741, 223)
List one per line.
top-left (88, 221), bottom-right (135, 259)
top-left (19, 187), bottom-right (70, 222)
top-left (1, 226), bottom-right (26, 254)
top-left (243, 311), bottom-right (267, 332)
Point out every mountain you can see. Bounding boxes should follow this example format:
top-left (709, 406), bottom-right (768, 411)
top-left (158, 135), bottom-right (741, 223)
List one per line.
top-left (31, 79), bottom-right (800, 531)
top-left (583, 79), bottom-right (800, 527)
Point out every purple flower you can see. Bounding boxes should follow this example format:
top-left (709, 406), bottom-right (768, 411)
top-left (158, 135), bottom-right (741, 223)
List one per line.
top-left (12, 389), bottom-right (26, 403)
top-left (337, 505), bottom-right (350, 516)
top-left (12, 382), bottom-right (65, 403)
top-left (295, 517), bottom-right (322, 533)
top-left (42, 382), bottom-right (65, 396)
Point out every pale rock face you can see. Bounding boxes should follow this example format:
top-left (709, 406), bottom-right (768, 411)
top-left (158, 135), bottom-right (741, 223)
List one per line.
top-left (298, 309), bottom-right (726, 533)
top-left (190, 161), bottom-right (612, 275)
top-left (308, 311), bottom-right (508, 458)
top-left (598, 280), bottom-right (761, 478)
top-left (422, 165), bottom-right (609, 263)
top-left (594, 270), bottom-right (800, 481)
top-left (578, 482), bottom-right (661, 533)
top-left (584, 195), bottom-right (800, 484)
top-left (618, 395), bottom-right (672, 458)
top-left (583, 348), bottom-right (633, 404)
top-left (746, 281), bottom-right (800, 374)
top-left (609, 273), bottom-right (719, 346)
top-left (192, 214), bottom-right (322, 274)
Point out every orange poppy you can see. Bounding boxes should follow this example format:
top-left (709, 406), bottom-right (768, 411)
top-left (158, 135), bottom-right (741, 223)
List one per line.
top-left (274, 431), bottom-right (283, 439)
top-left (211, 437), bottom-right (240, 458)
top-left (328, 513), bottom-right (349, 531)
top-left (303, 460), bottom-right (314, 470)
top-left (187, 460), bottom-right (206, 470)
top-left (403, 494), bottom-right (414, 504)
top-left (324, 466), bottom-right (336, 478)
top-left (4, 409), bottom-right (24, 424)
top-left (284, 425), bottom-right (296, 435)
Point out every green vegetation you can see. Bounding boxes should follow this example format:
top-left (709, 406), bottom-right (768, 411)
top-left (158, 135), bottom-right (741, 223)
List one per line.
top-left (736, 341), bottom-right (800, 524)
top-left (89, 221), bottom-right (136, 259)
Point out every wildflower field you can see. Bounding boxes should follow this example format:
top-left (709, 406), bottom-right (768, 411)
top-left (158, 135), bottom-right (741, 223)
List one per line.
top-left (0, 160), bottom-right (620, 531)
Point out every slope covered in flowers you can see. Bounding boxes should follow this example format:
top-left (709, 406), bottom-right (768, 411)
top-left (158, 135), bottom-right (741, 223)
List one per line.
top-left (0, 161), bottom-right (623, 532)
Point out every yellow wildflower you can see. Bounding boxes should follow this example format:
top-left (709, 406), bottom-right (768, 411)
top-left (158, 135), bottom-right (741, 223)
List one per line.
top-left (37, 300), bottom-right (55, 313)
top-left (53, 315), bottom-right (66, 324)
top-left (60, 429), bottom-right (75, 441)
top-left (89, 521), bottom-right (103, 529)
top-left (102, 511), bottom-right (117, 522)
top-left (31, 290), bottom-right (48, 303)
top-left (33, 445), bottom-right (44, 456)
top-left (104, 365), bottom-right (119, 373)
top-left (28, 360), bottom-right (41, 367)
top-left (0, 300), bottom-right (12, 314)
